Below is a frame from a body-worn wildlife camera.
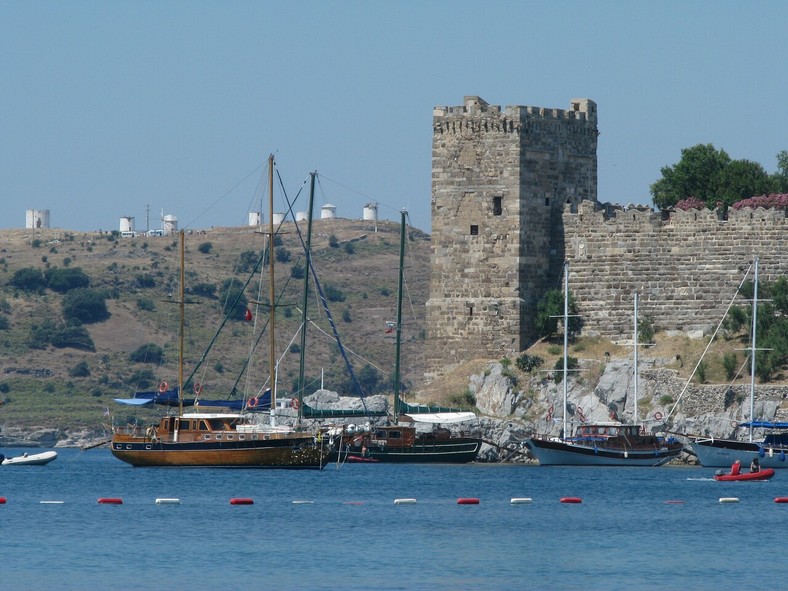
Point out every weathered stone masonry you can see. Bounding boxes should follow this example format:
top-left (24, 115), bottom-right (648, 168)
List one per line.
top-left (426, 96), bottom-right (787, 379)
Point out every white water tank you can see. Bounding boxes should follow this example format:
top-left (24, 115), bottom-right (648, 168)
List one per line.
top-left (163, 214), bottom-right (178, 234)
top-left (320, 204), bottom-right (336, 220)
top-left (248, 212), bottom-right (261, 227)
top-left (362, 203), bottom-right (378, 222)
top-left (272, 212), bottom-right (286, 226)
top-left (25, 209), bottom-right (50, 229)
top-left (119, 216), bottom-right (135, 233)
top-left (295, 211), bottom-right (308, 222)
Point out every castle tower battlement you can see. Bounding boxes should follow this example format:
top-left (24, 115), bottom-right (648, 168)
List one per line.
top-left (426, 96), bottom-right (598, 380)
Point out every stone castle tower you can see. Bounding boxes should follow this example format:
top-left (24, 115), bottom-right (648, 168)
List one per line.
top-left (426, 96), bottom-right (599, 379)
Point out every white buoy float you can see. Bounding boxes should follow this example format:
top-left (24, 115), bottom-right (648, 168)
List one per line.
top-left (394, 498), bottom-right (417, 505)
top-left (155, 498), bottom-right (181, 505)
top-left (511, 498), bottom-right (533, 504)
top-left (719, 497), bottom-right (740, 504)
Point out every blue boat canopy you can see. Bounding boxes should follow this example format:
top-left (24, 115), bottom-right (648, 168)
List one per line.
top-left (738, 421), bottom-right (788, 429)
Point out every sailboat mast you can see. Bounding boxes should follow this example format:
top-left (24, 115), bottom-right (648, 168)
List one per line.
top-left (562, 262), bottom-right (569, 440)
top-left (267, 154), bottom-right (277, 414)
top-left (749, 257), bottom-right (759, 443)
top-left (633, 292), bottom-right (639, 426)
top-left (393, 210), bottom-right (406, 424)
top-left (178, 229), bottom-right (185, 417)
top-left (296, 171), bottom-right (317, 422)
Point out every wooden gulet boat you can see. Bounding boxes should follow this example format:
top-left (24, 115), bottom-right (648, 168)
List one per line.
top-left (524, 265), bottom-right (684, 466)
top-left (111, 155), bottom-right (333, 468)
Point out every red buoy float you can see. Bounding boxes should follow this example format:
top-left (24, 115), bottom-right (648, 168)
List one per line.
top-left (230, 498), bottom-right (254, 505)
top-left (98, 498), bottom-right (123, 504)
top-left (0, 497), bottom-right (7, 504)
top-left (774, 497), bottom-right (788, 504)
top-left (457, 498), bottom-right (480, 505)
top-left (560, 497), bottom-right (582, 504)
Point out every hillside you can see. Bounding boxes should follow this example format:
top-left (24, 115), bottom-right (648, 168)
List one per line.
top-left (0, 219), bottom-right (433, 432)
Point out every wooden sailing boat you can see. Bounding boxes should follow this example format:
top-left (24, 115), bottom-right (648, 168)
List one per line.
top-left (110, 155), bottom-right (332, 468)
top-left (336, 211), bottom-right (482, 463)
top-left (524, 263), bottom-right (683, 466)
top-left (688, 257), bottom-right (788, 468)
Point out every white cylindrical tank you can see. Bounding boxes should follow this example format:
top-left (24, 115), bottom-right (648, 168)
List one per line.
top-left (119, 216), bottom-right (135, 233)
top-left (295, 211), bottom-right (307, 222)
top-left (362, 203), bottom-right (378, 222)
top-left (25, 209), bottom-right (50, 229)
top-left (272, 212), bottom-right (286, 226)
top-left (320, 203), bottom-right (336, 220)
top-left (248, 212), bottom-right (261, 226)
top-left (163, 214), bottom-right (178, 234)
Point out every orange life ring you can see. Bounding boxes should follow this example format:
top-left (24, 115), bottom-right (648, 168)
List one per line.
top-left (247, 397), bottom-right (258, 409)
top-left (193, 382), bottom-right (203, 395)
top-left (291, 397), bottom-right (300, 409)
top-left (654, 412), bottom-right (663, 421)
top-left (158, 381), bottom-right (168, 393)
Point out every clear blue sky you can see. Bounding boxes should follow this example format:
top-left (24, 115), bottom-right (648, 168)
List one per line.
top-left (2, 1), bottom-right (786, 233)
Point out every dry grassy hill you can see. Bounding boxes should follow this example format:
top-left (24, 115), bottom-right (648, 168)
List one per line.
top-left (0, 219), bottom-right (433, 430)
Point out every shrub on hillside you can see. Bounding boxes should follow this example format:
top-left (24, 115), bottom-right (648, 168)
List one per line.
top-left (129, 344), bottom-right (165, 364)
top-left (45, 267), bottom-right (90, 292)
top-left (197, 242), bottom-right (213, 254)
top-left (9, 267), bottom-right (46, 292)
top-left (61, 288), bottom-right (110, 324)
top-left (69, 360), bottom-right (91, 377)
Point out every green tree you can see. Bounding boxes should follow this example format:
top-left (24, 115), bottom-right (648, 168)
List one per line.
top-left (535, 289), bottom-right (582, 339)
top-left (651, 144), bottom-right (730, 210)
top-left (772, 150), bottom-right (788, 192)
top-left (197, 242), bottom-right (213, 254)
top-left (716, 159), bottom-right (772, 207)
top-left (69, 360), bottom-right (91, 377)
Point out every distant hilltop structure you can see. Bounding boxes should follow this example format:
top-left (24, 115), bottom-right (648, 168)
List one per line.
top-left (425, 96), bottom-right (788, 379)
top-left (26, 209), bottom-right (50, 229)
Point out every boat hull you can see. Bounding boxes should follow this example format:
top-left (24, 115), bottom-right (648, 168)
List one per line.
top-left (714, 468), bottom-right (775, 481)
top-left (690, 438), bottom-right (788, 469)
top-left (335, 437), bottom-right (481, 464)
top-left (111, 435), bottom-right (331, 468)
top-left (1, 450), bottom-right (58, 466)
top-left (524, 438), bottom-right (683, 467)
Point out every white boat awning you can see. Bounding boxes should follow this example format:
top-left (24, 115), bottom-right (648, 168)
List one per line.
top-left (112, 398), bottom-right (154, 406)
top-left (400, 412), bottom-right (477, 424)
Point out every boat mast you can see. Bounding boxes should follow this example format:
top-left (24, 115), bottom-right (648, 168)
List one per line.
top-left (393, 210), bottom-right (406, 424)
top-left (296, 171), bottom-right (317, 423)
top-left (178, 229), bottom-right (185, 418)
top-left (267, 154), bottom-right (277, 423)
top-left (562, 261), bottom-right (569, 440)
top-left (633, 292), bottom-right (639, 426)
top-left (749, 257), bottom-right (759, 443)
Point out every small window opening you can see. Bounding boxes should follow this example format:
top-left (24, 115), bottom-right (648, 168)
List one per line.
top-left (470, 225), bottom-right (479, 236)
top-left (492, 196), bottom-right (502, 216)
top-left (544, 198), bottom-right (550, 207)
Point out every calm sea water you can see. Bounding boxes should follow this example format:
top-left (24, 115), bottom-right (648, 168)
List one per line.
top-left (1, 448), bottom-right (787, 591)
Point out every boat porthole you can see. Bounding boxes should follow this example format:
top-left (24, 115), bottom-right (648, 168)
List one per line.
top-left (227, 435), bottom-right (234, 440)
top-left (204, 434), bottom-right (211, 440)
top-left (239, 435), bottom-right (245, 440)
top-left (125, 445), bottom-right (132, 450)
top-left (145, 445), bottom-right (151, 450)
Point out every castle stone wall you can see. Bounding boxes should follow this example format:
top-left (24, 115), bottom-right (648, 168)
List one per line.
top-left (564, 200), bottom-right (788, 338)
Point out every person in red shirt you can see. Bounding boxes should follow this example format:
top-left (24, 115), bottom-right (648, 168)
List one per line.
top-left (731, 459), bottom-right (741, 476)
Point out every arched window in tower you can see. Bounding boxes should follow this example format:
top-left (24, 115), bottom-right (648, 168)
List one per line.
top-left (493, 196), bottom-right (502, 216)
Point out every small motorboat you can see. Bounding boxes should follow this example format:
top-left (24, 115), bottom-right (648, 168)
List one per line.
top-left (714, 468), bottom-right (775, 482)
top-left (1, 450), bottom-right (58, 466)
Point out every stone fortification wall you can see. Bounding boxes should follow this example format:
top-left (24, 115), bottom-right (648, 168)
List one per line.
top-left (564, 200), bottom-right (788, 339)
